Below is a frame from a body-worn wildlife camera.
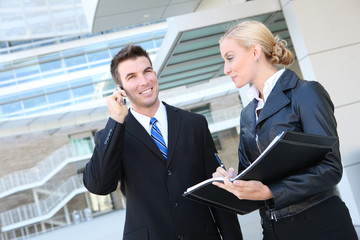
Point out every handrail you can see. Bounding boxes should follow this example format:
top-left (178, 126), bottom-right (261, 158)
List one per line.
top-left (0, 139), bottom-right (92, 199)
top-left (0, 175), bottom-right (86, 232)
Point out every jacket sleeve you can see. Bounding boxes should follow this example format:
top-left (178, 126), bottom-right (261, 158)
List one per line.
top-left (269, 81), bottom-right (342, 209)
top-left (83, 118), bottom-right (125, 195)
top-left (199, 116), bottom-right (243, 240)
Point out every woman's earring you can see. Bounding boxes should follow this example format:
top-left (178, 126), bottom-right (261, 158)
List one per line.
top-left (256, 58), bottom-right (259, 63)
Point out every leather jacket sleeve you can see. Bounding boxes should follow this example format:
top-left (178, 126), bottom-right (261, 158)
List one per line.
top-left (268, 81), bottom-right (342, 209)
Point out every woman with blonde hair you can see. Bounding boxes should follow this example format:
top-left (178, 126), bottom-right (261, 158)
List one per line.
top-left (213, 20), bottom-right (357, 239)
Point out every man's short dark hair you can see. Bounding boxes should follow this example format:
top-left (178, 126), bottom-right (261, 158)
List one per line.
top-left (110, 44), bottom-right (152, 86)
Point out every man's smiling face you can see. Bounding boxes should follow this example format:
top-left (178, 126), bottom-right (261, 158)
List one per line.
top-left (118, 56), bottom-right (160, 115)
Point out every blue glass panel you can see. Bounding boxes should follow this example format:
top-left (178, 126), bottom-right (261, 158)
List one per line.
top-left (0, 92), bottom-right (19, 104)
top-left (72, 84), bottom-right (94, 103)
top-left (0, 41), bottom-right (7, 48)
top-left (152, 29), bottom-right (167, 38)
top-left (139, 40), bottom-right (155, 50)
top-left (45, 82), bottom-right (69, 93)
top-left (17, 76), bottom-right (41, 84)
top-left (42, 70), bottom-right (65, 78)
top-left (62, 47), bottom-right (84, 57)
top-left (59, 36), bottom-right (80, 43)
top-left (67, 66), bottom-right (88, 73)
top-left (0, 69), bottom-right (15, 82)
top-left (35, 40), bottom-right (57, 47)
top-left (38, 52), bottom-right (61, 62)
top-left (94, 80), bottom-right (115, 97)
top-left (155, 38), bottom-right (164, 48)
top-left (13, 57), bottom-right (38, 66)
top-left (69, 77), bottom-right (92, 87)
top-left (47, 90), bottom-right (72, 108)
top-left (39, 59), bottom-right (63, 72)
top-left (89, 61), bottom-right (109, 68)
top-left (9, 40), bottom-right (32, 47)
top-left (0, 101), bottom-right (23, 117)
top-left (64, 55), bottom-right (87, 67)
top-left (15, 65), bottom-right (40, 77)
top-left (110, 47), bottom-right (122, 56)
top-left (87, 50), bottom-right (110, 62)
top-left (22, 95), bottom-right (48, 110)
top-left (108, 38), bottom-right (128, 48)
top-left (84, 42), bottom-right (108, 52)
top-left (21, 87), bottom-right (45, 98)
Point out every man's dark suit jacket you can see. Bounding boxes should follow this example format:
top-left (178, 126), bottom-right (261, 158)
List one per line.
top-left (83, 102), bottom-right (242, 240)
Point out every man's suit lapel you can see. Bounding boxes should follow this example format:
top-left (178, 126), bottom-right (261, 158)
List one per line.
top-left (125, 112), bottom-right (165, 161)
top-left (164, 103), bottom-right (180, 167)
top-left (257, 70), bottom-right (297, 126)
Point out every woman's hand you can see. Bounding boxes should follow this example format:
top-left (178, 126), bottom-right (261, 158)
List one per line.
top-left (212, 171), bottom-right (274, 201)
top-left (212, 167), bottom-right (236, 178)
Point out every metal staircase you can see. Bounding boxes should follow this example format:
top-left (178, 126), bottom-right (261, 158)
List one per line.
top-left (0, 141), bottom-right (92, 199)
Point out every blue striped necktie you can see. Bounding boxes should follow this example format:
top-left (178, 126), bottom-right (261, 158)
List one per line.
top-left (150, 117), bottom-right (167, 160)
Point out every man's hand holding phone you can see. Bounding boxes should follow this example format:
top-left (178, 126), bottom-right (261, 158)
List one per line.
top-left (106, 86), bottom-right (128, 123)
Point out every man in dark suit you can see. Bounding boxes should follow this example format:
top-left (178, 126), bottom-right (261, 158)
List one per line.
top-left (83, 44), bottom-right (242, 240)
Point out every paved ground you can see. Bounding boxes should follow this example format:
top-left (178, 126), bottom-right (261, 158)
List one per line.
top-left (28, 209), bottom-right (360, 240)
top-left (29, 209), bottom-right (263, 240)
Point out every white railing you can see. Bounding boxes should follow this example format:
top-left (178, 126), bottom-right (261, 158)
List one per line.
top-left (0, 139), bottom-right (92, 199)
top-left (0, 175), bottom-right (86, 232)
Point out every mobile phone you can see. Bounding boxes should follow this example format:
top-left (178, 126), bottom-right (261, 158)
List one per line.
top-left (116, 86), bottom-right (126, 105)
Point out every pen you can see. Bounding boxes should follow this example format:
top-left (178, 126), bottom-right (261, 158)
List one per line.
top-left (214, 153), bottom-right (226, 170)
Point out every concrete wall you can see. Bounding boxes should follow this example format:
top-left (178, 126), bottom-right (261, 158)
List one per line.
top-left (281, 0), bottom-right (360, 225)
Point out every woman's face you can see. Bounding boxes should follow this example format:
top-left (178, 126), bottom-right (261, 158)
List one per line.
top-left (220, 38), bottom-right (257, 88)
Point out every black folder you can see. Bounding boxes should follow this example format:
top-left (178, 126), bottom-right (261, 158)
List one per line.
top-left (183, 131), bottom-right (338, 215)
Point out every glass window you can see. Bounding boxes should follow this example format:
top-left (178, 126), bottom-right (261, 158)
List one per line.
top-left (0, 41), bottom-right (8, 49)
top-left (154, 38), bottom-right (164, 48)
top-left (22, 95), bottom-right (48, 111)
top-left (9, 40), bottom-right (32, 47)
top-left (45, 81), bottom-right (69, 93)
top-left (0, 101), bottom-right (23, 117)
top-left (71, 84), bottom-right (94, 103)
top-left (47, 90), bottom-right (72, 108)
top-left (84, 42), bottom-right (108, 52)
top-left (13, 57), bottom-right (38, 67)
top-left (62, 47), bottom-right (84, 58)
top-left (14, 65), bottom-right (40, 78)
top-left (59, 36), bottom-right (80, 43)
top-left (21, 87), bottom-right (45, 99)
top-left (17, 76), bottom-right (41, 84)
top-left (152, 29), bottom-right (167, 38)
top-left (87, 50), bottom-right (110, 62)
top-left (38, 52), bottom-right (61, 62)
top-left (0, 69), bottom-right (15, 82)
top-left (64, 55), bottom-right (87, 67)
top-left (139, 40), bottom-right (155, 50)
top-left (93, 80), bottom-right (115, 99)
top-left (110, 46), bottom-right (122, 56)
top-left (0, 92), bottom-right (19, 104)
top-left (69, 77), bottom-right (92, 88)
top-left (108, 38), bottom-right (128, 48)
top-left (39, 59), bottom-right (63, 72)
top-left (131, 32), bottom-right (151, 43)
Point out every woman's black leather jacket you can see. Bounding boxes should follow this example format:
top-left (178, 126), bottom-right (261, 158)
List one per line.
top-left (238, 70), bottom-right (342, 220)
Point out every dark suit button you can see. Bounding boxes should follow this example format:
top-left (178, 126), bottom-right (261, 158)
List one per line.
top-left (177, 235), bottom-right (183, 240)
top-left (172, 202), bottom-right (178, 208)
top-left (167, 170), bottom-right (172, 176)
